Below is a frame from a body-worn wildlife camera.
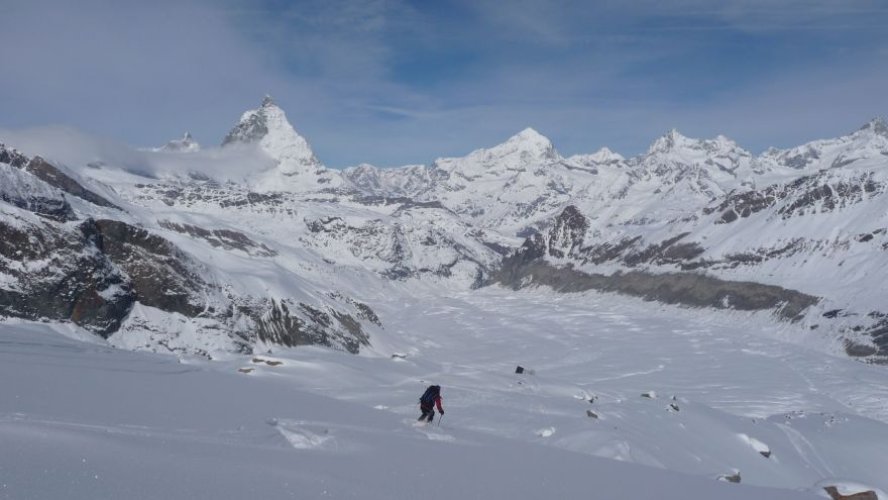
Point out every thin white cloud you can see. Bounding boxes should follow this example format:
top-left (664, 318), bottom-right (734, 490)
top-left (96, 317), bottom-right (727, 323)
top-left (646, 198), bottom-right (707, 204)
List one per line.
top-left (0, 0), bottom-right (885, 169)
top-left (0, 0), bottom-right (289, 146)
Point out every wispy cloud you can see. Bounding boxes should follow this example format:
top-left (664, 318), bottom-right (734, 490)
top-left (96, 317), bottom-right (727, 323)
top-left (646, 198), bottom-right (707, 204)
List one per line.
top-left (0, 0), bottom-right (886, 168)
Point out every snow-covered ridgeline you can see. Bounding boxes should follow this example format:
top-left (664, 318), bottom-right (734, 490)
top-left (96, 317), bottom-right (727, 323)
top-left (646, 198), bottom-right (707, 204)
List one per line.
top-left (2, 98), bottom-right (888, 360)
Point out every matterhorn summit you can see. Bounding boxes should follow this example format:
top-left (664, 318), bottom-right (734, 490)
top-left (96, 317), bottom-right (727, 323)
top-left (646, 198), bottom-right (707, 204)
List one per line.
top-left (857, 116), bottom-right (888, 138)
top-left (222, 95), bottom-right (339, 191)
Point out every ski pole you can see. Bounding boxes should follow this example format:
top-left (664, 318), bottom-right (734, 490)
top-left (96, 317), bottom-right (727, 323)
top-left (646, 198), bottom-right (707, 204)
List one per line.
top-left (437, 414), bottom-right (444, 427)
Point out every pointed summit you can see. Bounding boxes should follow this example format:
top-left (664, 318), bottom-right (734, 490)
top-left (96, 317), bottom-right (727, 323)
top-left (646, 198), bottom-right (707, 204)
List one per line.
top-left (587, 147), bottom-right (625, 164)
top-left (489, 127), bottom-right (558, 162)
top-left (857, 117), bottom-right (888, 137)
top-left (158, 132), bottom-right (200, 153)
top-left (647, 129), bottom-right (692, 154)
top-left (222, 95), bottom-right (323, 176)
top-left (510, 127), bottom-right (549, 142)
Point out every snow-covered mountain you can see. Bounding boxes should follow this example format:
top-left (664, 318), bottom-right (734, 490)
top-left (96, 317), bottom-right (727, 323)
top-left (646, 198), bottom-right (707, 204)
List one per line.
top-left (5, 101), bottom-right (888, 499)
top-left (222, 95), bottom-right (341, 191)
top-left (156, 132), bottom-right (200, 153)
top-left (3, 104), bottom-right (888, 362)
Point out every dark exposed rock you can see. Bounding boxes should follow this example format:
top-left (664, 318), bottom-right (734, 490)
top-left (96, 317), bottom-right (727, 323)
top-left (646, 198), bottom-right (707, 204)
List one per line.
top-left (222, 108), bottom-right (269, 146)
top-left (25, 157), bottom-right (120, 209)
top-left (718, 472), bottom-right (741, 484)
top-left (0, 186), bottom-right (75, 222)
top-left (90, 219), bottom-right (207, 317)
top-left (838, 317), bottom-right (888, 362)
top-left (623, 233), bottom-right (704, 267)
top-left (705, 172), bottom-right (886, 224)
top-left (857, 233), bottom-right (874, 243)
top-left (0, 217), bottom-right (134, 336)
top-left (255, 299), bottom-right (370, 354)
top-left (705, 189), bottom-right (778, 223)
top-left (0, 213), bottom-right (220, 336)
top-left (579, 236), bottom-right (643, 265)
top-left (328, 292), bottom-right (383, 328)
top-left (355, 195), bottom-right (446, 211)
top-left (351, 301), bottom-right (381, 327)
top-left (823, 486), bottom-right (878, 500)
top-left (0, 143), bottom-right (28, 168)
top-left (546, 205), bottom-right (587, 258)
top-left (159, 220), bottom-right (277, 257)
top-left (1, 162), bottom-right (76, 221)
top-left (492, 206), bottom-right (818, 321)
top-left (494, 257), bottom-right (817, 321)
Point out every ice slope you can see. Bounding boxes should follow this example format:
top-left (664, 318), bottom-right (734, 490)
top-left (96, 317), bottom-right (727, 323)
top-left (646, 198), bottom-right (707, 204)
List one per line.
top-left (0, 321), bottom-right (829, 500)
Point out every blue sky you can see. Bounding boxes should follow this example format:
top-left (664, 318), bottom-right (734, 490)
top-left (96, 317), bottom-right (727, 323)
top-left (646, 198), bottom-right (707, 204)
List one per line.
top-left (1, 0), bottom-right (887, 167)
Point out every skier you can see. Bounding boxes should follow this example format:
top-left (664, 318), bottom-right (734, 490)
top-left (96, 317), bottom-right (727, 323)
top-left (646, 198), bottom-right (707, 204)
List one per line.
top-left (417, 385), bottom-right (444, 423)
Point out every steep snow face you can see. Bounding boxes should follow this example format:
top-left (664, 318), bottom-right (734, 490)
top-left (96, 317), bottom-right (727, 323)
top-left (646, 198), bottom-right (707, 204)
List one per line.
top-left (434, 127), bottom-right (558, 177)
top-left (635, 130), bottom-right (757, 192)
top-left (222, 96), bottom-right (340, 191)
top-left (569, 147), bottom-right (625, 168)
top-left (414, 128), bottom-right (599, 235)
top-left (157, 132), bottom-right (200, 153)
top-left (343, 163), bottom-right (439, 198)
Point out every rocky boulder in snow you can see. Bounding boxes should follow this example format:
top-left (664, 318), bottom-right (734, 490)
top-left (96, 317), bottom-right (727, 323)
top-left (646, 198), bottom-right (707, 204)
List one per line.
top-left (823, 486), bottom-right (878, 500)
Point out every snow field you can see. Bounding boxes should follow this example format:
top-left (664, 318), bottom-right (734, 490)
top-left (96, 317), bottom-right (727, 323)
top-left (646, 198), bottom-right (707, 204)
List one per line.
top-left (1, 322), bottom-right (824, 500)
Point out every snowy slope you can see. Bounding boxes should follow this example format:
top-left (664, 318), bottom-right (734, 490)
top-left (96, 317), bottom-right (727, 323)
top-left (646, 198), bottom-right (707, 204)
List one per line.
top-left (4, 105), bottom-right (888, 361)
top-left (4, 102), bottom-right (888, 499)
top-left (3, 289), bottom-right (887, 499)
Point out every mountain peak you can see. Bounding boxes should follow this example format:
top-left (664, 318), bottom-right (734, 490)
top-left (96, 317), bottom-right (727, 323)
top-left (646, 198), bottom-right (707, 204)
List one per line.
top-left (647, 128), bottom-right (692, 154)
top-left (510, 127), bottom-right (548, 142)
top-left (857, 117), bottom-right (888, 137)
top-left (159, 132), bottom-right (200, 153)
top-left (0, 143), bottom-right (29, 168)
top-left (588, 147), bottom-right (625, 164)
top-left (492, 127), bottom-right (557, 160)
top-left (221, 96), bottom-right (323, 174)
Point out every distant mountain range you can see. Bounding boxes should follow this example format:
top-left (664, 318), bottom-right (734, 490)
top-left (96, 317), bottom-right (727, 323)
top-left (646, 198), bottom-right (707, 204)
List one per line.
top-left (2, 97), bottom-right (886, 362)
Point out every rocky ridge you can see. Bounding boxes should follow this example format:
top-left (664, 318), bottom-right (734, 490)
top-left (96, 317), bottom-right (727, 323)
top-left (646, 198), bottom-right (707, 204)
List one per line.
top-left (2, 101), bottom-right (888, 362)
